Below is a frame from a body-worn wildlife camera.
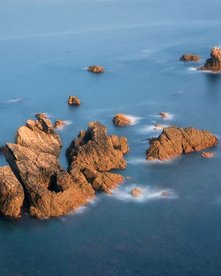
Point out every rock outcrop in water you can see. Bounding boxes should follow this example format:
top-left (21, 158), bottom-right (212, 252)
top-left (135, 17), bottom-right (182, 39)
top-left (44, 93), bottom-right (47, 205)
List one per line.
top-left (67, 121), bottom-right (129, 193)
top-left (87, 65), bottom-right (104, 73)
top-left (0, 115), bottom-right (128, 218)
top-left (0, 166), bottom-right (24, 218)
top-left (180, 54), bottom-right (200, 62)
top-left (4, 114), bottom-right (95, 218)
top-left (146, 126), bottom-right (218, 161)
top-left (198, 47), bottom-right (221, 72)
top-left (113, 114), bottom-right (132, 127)
top-left (68, 96), bottom-right (81, 106)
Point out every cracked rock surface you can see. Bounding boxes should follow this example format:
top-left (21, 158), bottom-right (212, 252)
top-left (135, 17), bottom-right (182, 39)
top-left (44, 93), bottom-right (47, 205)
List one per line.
top-left (146, 126), bottom-right (218, 161)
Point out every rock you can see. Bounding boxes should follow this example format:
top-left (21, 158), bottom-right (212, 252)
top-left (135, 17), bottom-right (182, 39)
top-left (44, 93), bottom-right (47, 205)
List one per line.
top-left (146, 126), bottom-right (218, 161)
top-left (92, 172), bottom-right (124, 194)
top-left (54, 120), bottom-right (65, 128)
top-left (201, 151), bottom-right (215, 159)
top-left (159, 112), bottom-right (170, 119)
top-left (198, 47), bottom-right (221, 72)
top-left (5, 143), bottom-right (94, 219)
top-left (0, 166), bottom-right (24, 218)
top-left (161, 191), bottom-right (169, 197)
top-left (87, 65), bottom-right (104, 73)
top-left (68, 96), bottom-right (81, 106)
top-left (180, 54), bottom-right (200, 62)
top-left (131, 188), bottom-right (142, 198)
top-left (16, 116), bottom-right (62, 157)
top-left (67, 121), bottom-right (129, 193)
top-left (113, 114), bottom-right (132, 127)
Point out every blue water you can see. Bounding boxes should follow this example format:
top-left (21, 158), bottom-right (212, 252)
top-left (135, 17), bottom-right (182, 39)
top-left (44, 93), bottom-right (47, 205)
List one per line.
top-left (1, 0), bottom-right (221, 275)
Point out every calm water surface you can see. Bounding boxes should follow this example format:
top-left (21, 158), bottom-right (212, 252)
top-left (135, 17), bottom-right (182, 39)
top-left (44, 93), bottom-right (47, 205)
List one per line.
top-left (1, 0), bottom-right (221, 275)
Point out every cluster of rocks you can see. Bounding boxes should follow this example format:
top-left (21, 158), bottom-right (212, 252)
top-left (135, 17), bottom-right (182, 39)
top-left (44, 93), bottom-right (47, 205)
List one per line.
top-left (180, 47), bottom-right (221, 72)
top-left (0, 114), bottom-right (128, 219)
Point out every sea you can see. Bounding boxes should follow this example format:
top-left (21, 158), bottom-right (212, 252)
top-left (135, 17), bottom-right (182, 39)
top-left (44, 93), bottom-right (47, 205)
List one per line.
top-left (0, 0), bottom-right (221, 275)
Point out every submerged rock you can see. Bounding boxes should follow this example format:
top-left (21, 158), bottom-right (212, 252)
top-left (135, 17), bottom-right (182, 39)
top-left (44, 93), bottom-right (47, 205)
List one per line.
top-left (113, 114), bottom-right (132, 127)
top-left (87, 65), bottom-right (104, 73)
top-left (0, 166), bottom-right (24, 218)
top-left (131, 188), bottom-right (142, 198)
top-left (180, 54), bottom-right (200, 62)
top-left (67, 121), bottom-right (129, 193)
top-left (159, 112), bottom-right (170, 119)
top-left (68, 96), bottom-right (81, 106)
top-left (198, 47), bottom-right (221, 72)
top-left (201, 151), bottom-right (215, 159)
top-left (146, 126), bottom-right (218, 161)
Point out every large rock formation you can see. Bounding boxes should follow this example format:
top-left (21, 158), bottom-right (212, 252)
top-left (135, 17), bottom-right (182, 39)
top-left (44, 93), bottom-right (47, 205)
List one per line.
top-left (4, 115), bottom-right (95, 218)
top-left (198, 47), bottom-right (221, 72)
top-left (67, 122), bottom-right (129, 193)
top-left (0, 166), bottom-right (24, 218)
top-left (2, 116), bottom-right (127, 218)
top-left (146, 126), bottom-right (218, 161)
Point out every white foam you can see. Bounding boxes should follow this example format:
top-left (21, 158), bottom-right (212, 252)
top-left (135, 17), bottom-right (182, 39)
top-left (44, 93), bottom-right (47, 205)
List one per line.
top-left (189, 67), bottom-right (197, 71)
top-left (5, 98), bottom-right (23, 103)
top-left (138, 124), bottom-right (169, 134)
top-left (124, 114), bottom-right (143, 125)
top-left (55, 120), bottom-right (73, 131)
top-left (111, 184), bottom-right (178, 202)
top-left (127, 157), bottom-right (147, 165)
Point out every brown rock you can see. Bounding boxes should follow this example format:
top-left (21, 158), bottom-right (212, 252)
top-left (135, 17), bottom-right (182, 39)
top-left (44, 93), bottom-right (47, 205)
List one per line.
top-left (198, 47), bottom-right (221, 72)
top-left (0, 166), bottom-right (24, 218)
top-left (201, 151), bottom-right (215, 159)
top-left (180, 54), bottom-right (200, 62)
top-left (146, 126), bottom-right (218, 161)
top-left (5, 144), bottom-right (94, 219)
top-left (131, 188), bottom-right (142, 198)
top-left (54, 120), bottom-right (65, 128)
top-left (68, 96), bottom-right (81, 106)
top-left (113, 114), bottom-right (132, 127)
top-left (67, 121), bottom-right (128, 193)
top-left (16, 116), bottom-right (62, 157)
top-left (87, 65), bottom-right (104, 73)
top-left (92, 172), bottom-right (124, 194)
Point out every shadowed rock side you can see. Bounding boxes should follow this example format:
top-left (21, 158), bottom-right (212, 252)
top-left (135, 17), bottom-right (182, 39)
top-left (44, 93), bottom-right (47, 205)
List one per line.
top-left (0, 166), bottom-right (24, 218)
top-left (198, 47), bottom-right (221, 72)
top-left (67, 122), bottom-right (129, 193)
top-left (146, 126), bottom-right (218, 161)
top-left (4, 115), bottom-right (95, 219)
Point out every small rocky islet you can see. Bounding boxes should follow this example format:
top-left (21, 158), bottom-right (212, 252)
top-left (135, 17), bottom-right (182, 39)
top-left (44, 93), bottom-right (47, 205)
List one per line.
top-left (180, 46), bottom-right (221, 72)
top-left (0, 56), bottom-right (220, 219)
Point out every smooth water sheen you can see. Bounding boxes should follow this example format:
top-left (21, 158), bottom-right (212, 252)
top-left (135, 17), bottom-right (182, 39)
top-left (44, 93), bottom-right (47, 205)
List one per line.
top-left (1, 0), bottom-right (221, 275)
